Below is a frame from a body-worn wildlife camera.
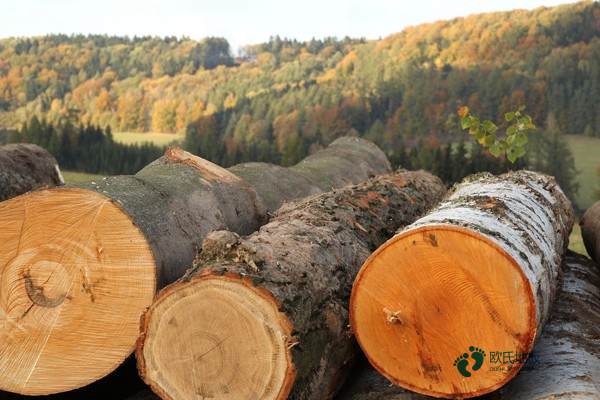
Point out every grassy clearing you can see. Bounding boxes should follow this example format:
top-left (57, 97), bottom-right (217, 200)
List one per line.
top-left (565, 134), bottom-right (600, 211)
top-left (569, 224), bottom-right (589, 257)
top-left (61, 171), bottom-right (105, 184)
top-left (113, 131), bottom-right (184, 147)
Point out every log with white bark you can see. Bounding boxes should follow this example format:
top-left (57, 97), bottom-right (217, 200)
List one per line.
top-left (0, 137), bottom-right (390, 395)
top-left (492, 251), bottom-right (600, 399)
top-left (136, 170), bottom-right (446, 400)
top-left (350, 171), bottom-right (574, 398)
top-left (338, 252), bottom-right (600, 400)
top-left (581, 200), bottom-right (600, 263)
top-left (0, 143), bottom-right (64, 201)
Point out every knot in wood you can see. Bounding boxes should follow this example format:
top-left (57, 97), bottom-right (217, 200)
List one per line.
top-left (383, 308), bottom-right (402, 325)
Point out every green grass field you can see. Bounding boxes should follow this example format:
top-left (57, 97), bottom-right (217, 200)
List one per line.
top-left (566, 134), bottom-right (600, 211)
top-left (113, 131), bottom-right (184, 147)
top-left (62, 171), bottom-right (105, 184)
top-left (569, 224), bottom-right (589, 257)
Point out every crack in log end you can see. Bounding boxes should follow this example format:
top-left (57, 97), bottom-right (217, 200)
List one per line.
top-left (23, 271), bottom-right (67, 308)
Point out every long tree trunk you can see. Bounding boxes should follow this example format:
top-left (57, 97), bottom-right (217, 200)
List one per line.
top-left (581, 200), bottom-right (600, 263)
top-left (0, 143), bottom-right (64, 201)
top-left (337, 252), bottom-right (600, 400)
top-left (0, 137), bottom-right (390, 396)
top-left (350, 171), bottom-right (574, 399)
top-left (229, 137), bottom-right (391, 212)
top-left (136, 170), bottom-right (446, 400)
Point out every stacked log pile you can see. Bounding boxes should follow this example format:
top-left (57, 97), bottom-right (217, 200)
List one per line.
top-left (0, 143), bottom-right (64, 201)
top-left (136, 170), bottom-right (445, 400)
top-left (0, 137), bottom-right (390, 395)
top-left (0, 141), bottom-right (596, 400)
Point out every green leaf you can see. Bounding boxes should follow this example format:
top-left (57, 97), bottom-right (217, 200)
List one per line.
top-left (505, 111), bottom-right (515, 122)
top-left (514, 146), bottom-right (526, 158)
top-left (489, 143), bottom-right (503, 157)
top-left (506, 125), bottom-right (517, 136)
top-left (473, 129), bottom-right (485, 140)
top-left (507, 148), bottom-right (518, 163)
top-left (514, 133), bottom-right (528, 146)
top-left (482, 120), bottom-right (497, 133)
top-left (461, 117), bottom-right (471, 129)
top-left (482, 134), bottom-right (496, 146)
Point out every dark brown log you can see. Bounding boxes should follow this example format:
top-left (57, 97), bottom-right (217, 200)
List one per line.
top-left (351, 171), bottom-right (574, 398)
top-left (136, 170), bottom-right (446, 400)
top-left (0, 137), bottom-right (390, 395)
top-left (0, 143), bottom-right (63, 201)
top-left (581, 200), bottom-right (600, 263)
top-left (337, 252), bottom-right (600, 400)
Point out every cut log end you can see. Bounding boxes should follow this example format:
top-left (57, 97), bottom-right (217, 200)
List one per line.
top-left (350, 225), bottom-right (536, 399)
top-left (137, 274), bottom-right (295, 400)
top-left (0, 188), bottom-right (156, 395)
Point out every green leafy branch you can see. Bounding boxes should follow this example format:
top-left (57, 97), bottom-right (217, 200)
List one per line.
top-left (458, 106), bottom-right (536, 163)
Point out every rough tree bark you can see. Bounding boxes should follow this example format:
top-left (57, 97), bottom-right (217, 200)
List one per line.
top-left (581, 200), bottom-right (600, 264)
top-left (136, 171), bottom-right (446, 400)
top-left (0, 137), bottom-right (390, 395)
top-left (337, 252), bottom-right (600, 400)
top-left (0, 143), bottom-right (64, 201)
top-left (230, 137), bottom-right (391, 212)
top-left (350, 171), bottom-right (574, 399)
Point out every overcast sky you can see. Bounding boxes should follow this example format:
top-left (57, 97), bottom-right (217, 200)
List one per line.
top-left (0, 0), bottom-right (578, 50)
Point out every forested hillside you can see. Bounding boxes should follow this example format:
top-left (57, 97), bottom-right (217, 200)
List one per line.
top-left (1, 1), bottom-right (599, 168)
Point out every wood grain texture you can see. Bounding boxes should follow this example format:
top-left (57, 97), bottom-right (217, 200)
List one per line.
top-left (0, 137), bottom-right (390, 395)
top-left (581, 201), bottom-right (600, 263)
top-left (0, 189), bottom-right (156, 395)
top-left (136, 170), bottom-right (446, 400)
top-left (351, 171), bottom-right (574, 398)
top-left (0, 143), bottom-right (63, 201)
top-left (338, 252), bottom-right (600, 400)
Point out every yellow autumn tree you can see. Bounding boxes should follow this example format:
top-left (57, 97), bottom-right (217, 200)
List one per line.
top-left (151, 99), bottom-right (178, 133)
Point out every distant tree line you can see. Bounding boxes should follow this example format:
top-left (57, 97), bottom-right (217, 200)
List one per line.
top-left (1, 2), bottom-right (600, 141)
top-left (183, 109), bottom-right (579, 205)
top-left (5, 112), bottom-right (579, 209)
top-left (8, 117), bottom-right (163, 175)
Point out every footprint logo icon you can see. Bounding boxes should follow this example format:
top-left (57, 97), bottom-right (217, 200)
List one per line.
top-left (453, 353), bottom-right (471, 377)
top-left (453, 346), bottom-right (486, 377)
top-left (469, 346), bottom-right (486, 371)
